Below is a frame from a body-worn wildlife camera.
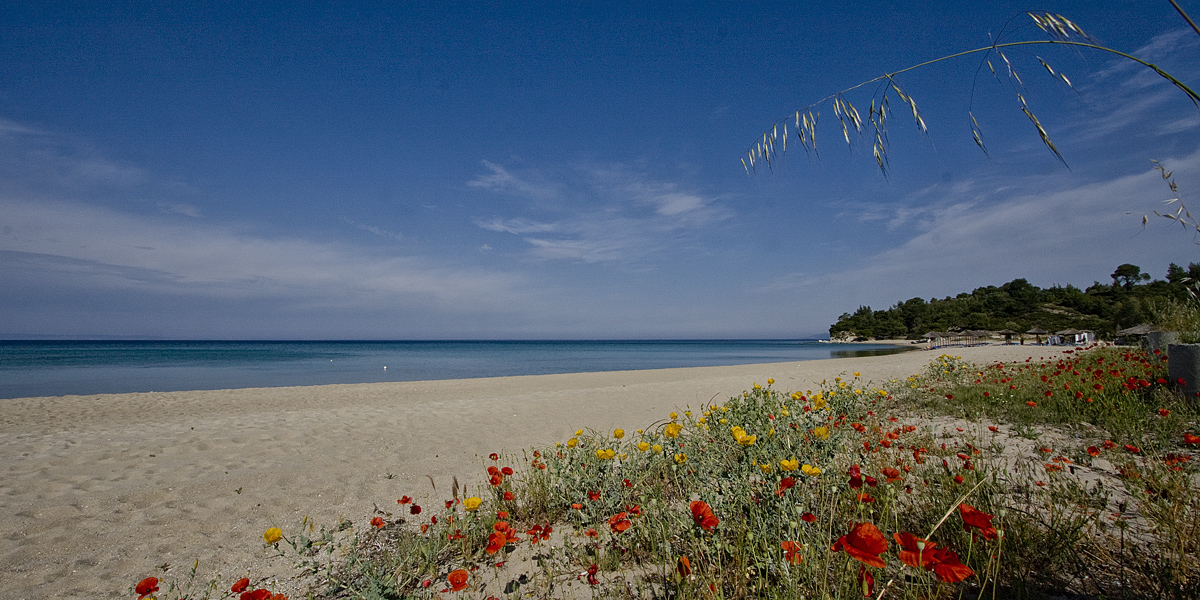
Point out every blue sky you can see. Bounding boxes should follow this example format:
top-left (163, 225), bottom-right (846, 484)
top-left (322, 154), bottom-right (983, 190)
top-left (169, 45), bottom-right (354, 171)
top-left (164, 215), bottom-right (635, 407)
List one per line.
top-left (1, 1), bottom-right (1198, 339)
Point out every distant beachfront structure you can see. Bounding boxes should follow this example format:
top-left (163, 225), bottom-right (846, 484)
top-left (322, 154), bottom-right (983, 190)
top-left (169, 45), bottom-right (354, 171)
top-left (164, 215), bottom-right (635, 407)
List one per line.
top-left (922, 328), bottom-right (1096, 349)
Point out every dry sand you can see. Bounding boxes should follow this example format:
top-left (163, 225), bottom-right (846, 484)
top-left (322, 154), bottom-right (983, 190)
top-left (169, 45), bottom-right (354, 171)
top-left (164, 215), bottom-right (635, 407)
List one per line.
top-left (0, 343), bottom-right (1062, 599)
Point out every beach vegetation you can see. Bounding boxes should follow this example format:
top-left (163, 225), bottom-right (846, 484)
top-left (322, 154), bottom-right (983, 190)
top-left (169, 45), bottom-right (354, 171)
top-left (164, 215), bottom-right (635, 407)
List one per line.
top-left (135, 343), bottom-right (1200, 599)
top-left (743, 8), bottom-right (1199, 178)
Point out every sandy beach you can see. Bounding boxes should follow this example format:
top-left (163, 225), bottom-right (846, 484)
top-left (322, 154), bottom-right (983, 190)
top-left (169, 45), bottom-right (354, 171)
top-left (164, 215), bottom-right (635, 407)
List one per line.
top-left (0, 344), bottom-right (1061, 599)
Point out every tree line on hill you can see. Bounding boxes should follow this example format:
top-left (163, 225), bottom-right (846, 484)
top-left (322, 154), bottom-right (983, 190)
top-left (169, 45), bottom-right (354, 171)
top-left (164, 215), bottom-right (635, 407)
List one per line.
top-left (829, 262), bottom-right (1200, 341)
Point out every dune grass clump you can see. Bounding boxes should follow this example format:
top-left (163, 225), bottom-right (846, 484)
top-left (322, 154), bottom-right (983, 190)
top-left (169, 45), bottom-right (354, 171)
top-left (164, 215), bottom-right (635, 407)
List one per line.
top-left (135, 345), bottom-right (1200, 599)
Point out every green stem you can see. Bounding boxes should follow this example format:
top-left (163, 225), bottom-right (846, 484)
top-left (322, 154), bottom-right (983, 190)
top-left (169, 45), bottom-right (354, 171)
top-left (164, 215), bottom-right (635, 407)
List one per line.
top-left (1168, 0), bottom-right (1200, 40)
top-left (765, 39), bottom-right (1200, 140)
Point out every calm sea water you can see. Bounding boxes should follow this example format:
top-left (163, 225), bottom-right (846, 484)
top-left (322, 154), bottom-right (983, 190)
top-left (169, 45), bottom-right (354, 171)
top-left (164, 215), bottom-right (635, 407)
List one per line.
top-left (0, 340), bottom-right (916, 399)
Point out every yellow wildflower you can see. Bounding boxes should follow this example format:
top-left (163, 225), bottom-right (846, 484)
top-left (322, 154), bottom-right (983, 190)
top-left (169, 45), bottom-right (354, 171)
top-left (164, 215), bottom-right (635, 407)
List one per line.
top-left (264, 527), bottom-right (283, 544)
top-left (760, 463), bottom-right (773, 474)
top-left (575, 429), bottom-right (583, 436)
top-left (674, 453), bottom-right (687, 464)
top-left (779, 458), bottom-right (799, 471)
top-left (670, 411), bottom-right (678, 420)
top-left (738, 434), bottom-right (757, 446)
top-left (567, 437), bottom-right (578, 448)
top-left (767, 378), bottom-right (775, 385)
top-left (853, 371), bottom-right (860, 377)
top-left (753, 383), bottom-right (762, 390)
top-left (653, 444), bottom-right (663, 453)
top-left (802, 464), bottom-right (822, 476)
top-left (596, 448), bottom-right (616, 460)
top-left (685, 410), bottom-right (692, 417)
top-left (638, 441), bottom-right (650, 451)
top-left (664, 423), bottom-right (683, 438)
top-left (463, 497), bottom-right (482, 512)
top-left (812, 426), bottom-right (830, 440)
top-left (618, 453), bottom-right (627, 460)
top-left (613, 428), bottom-right (625, 439)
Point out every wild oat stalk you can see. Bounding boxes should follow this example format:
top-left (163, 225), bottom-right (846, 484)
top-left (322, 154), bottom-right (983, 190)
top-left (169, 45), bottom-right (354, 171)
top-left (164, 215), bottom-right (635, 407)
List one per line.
top-left (745, 10), bottom-right (1200, 176)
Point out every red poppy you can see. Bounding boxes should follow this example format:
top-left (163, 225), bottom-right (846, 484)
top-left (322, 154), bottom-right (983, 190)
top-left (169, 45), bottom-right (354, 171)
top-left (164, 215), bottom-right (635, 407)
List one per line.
top-left (626, 504), bottom-right (641, 515)
top-left (497, 510), bottom-right (509, 519)
top-left (953, 475), bottom-right (965, 484)
top-left (501, 467), bottom-right (514, 476)
top-left (928, 547), bottom-right (974, 582)
top-left (588, 490), bottom-right (601, 501)
top-left (608, 512), bottom-right (632, 533)
top-left (855, 492), bottom-right (875, 503)
top-left (880, 467), bottom-right (901, 483)
top-left (585, 528), bottom-right (598, 537)
top-left (241, 590), bottom-right (272, 600)
top-left (1026, 401), bottom-right (1037, 407)
top-left (571, 503), bottom-right (583, 510)
top-left (1158, 408), bottom-right (1171, 417)
top-left (801, 512), bottom-right (817, 523)
top-left (780, 540), bottom-right (803, 564)
top-left (398, 495), bottom-right (412, 504)
top-left (370, 516), bottom-right (384, 529)
top-left (858, 565), bottom-right (875, 597)
top-left (586, 563), bottom-right (600, 585)
top-left (622, 478), bottom-right (632, 488)
top-left (448, 569), bottom-right (469, 591)
top-left (1086, 446), bottom-right (1101, 457)
top-left (958, 504), bottom-right (998, 540)
top-left (847, 464), bottom-right (863, 489)
top-left (1124, 444), bottom-right (1140, 453)
top-left (503, 491), bottom-right (515, 501)
top-left (445, 500), bottom-right (454, 509)
top-left (489, 453), bottom-right (499, 461)
top-left (485, 531), bottom-right (507, 554)
top-left (677, 555), bottom-right (691, 577)
top-left (489, 474), bottom-right (503, 486)
top-left (1185, 433), bottom-right (1200, 445)
top-left (690, 501), bottom-right (719, 531)
top-left (832, 522), bottom-right (888, 568)
top-left (1103, 440), bottom-right (1116, 449)
top-left (136, 577), bottom-right (159, 599)
top-left (776, 476), bottom-right (795, 496)
top-left (410, 504), bottom-right (422, 515)
top-left (893, 532), bottom-right (937, 568)
top-left (232, 578), bottom-right (251, 593)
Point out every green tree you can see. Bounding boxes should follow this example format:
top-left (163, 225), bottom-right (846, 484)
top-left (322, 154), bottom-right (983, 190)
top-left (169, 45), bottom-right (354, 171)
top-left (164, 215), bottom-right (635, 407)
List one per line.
top-left (1112, 264), bottom-right (1151, 290)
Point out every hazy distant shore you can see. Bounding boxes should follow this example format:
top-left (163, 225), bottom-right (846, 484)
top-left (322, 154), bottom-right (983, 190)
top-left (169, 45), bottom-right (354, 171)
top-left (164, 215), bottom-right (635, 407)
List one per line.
top-left (0, 343), bottom-right (1060, 599)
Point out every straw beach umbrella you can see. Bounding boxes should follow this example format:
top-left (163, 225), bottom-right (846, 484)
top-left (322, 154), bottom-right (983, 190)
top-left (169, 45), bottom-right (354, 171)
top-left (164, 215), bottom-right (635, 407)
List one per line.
top-left (1026, 328), bottom-right (1048, 345)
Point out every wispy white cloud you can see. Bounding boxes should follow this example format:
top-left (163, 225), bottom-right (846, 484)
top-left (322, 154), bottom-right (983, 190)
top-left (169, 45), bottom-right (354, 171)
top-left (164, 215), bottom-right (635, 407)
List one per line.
top-left (1069, 29), bottom-right (1200, 142)
top-left (763, 149), bottom-right (1200, 314)
top-left (158, 201), bottom-right (202, 218)
top-left (0, 196), bottom-right (533, 311)
top-left (475, 217), bottom-right (558, 235)
top-left (469, 160), bottom-right (732, 263)
top-left (466, 160), bottom-right (560, 201)
top-left (341, 217), bottom-right (404, 240)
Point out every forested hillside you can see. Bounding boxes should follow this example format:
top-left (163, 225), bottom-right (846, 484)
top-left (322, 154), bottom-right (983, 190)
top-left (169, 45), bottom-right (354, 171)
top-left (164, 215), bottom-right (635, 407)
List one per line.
top-left (829, 262), bottom-right (1199, 340)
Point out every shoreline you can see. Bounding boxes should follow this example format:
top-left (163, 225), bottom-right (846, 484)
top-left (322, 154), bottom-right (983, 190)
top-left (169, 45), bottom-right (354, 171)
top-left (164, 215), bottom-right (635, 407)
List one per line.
top-left (0, 343), bottom-right (1065, 599)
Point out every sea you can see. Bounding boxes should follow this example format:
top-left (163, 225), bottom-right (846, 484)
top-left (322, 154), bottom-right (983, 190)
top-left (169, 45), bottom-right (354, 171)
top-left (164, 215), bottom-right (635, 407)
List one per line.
top-left (0, 339), bottom-right (917, 400)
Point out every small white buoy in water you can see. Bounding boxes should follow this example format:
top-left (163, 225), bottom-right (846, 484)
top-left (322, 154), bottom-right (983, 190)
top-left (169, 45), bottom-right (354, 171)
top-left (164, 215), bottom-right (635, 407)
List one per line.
top-left (384, 366), bottom-right (387, 370)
